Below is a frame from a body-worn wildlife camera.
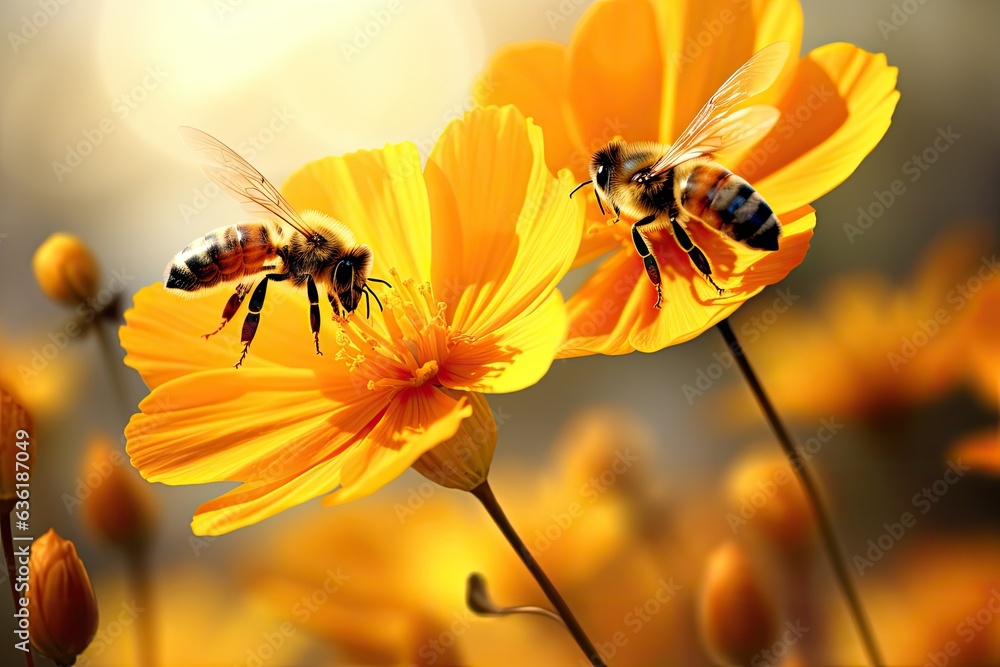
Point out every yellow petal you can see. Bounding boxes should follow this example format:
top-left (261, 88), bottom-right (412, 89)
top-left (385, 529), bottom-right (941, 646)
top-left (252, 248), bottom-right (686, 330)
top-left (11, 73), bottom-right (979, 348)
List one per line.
top-left (475, 41), bottom-right (580, 178)
top-left (326, 386), bottom-right (473, 505)
top-left (745, 43), bottom-right (900, 213)
top-left (660, 0), bottom-right (803, 141)
top-left (561, 248), bottom-right (645, 357)
top-left (126, 366), bottom-right (387, 488)
top-left (424, 105), bottom-right (583, 335)
top-left (441, 290), bottom-right (567, 394)
top-left (121, 281), bottom-right (345, 390)
top-left (282, 142), bottom-right (433, 284)
top-left (567, 0), bottom-right (664, 148)
top-left (191, 456), bottom-right (346, 536)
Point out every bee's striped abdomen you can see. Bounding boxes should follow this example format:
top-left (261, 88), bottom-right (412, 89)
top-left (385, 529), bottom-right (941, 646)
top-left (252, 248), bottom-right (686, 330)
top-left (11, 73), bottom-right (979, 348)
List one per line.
top-left (707, 172), bottom-right (780, 251)
top-left (165, 222), bottom-right (277, 291)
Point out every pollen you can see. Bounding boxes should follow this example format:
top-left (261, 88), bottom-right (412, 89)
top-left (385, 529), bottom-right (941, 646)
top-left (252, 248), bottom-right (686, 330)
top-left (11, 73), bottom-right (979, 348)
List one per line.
top-left (338, 268), bottom-right (462, 396)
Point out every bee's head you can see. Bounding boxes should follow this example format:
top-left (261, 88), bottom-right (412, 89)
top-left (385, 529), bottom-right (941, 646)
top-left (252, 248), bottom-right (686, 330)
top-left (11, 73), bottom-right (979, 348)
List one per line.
top-left (331, 245), bottom-right (373, 316)
top-left (588, 141), bottom-right (623, 213)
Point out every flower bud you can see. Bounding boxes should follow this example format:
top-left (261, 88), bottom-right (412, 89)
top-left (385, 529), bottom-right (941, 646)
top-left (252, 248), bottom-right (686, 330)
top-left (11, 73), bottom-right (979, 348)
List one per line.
top-left (699, 541), bottom-right (778, 666)
top-left (726, 449), bottom-right (812, 552)
top-left (33, 233), bottom-right (99, 305)
top-left (0, 387), bottom-right (32, 507)
top-left (80, 436), bottom-right (158, 552)
top-left (412, 392), bottom-right (496, 491)
top-left (27, 529), bottom-right (99, 665)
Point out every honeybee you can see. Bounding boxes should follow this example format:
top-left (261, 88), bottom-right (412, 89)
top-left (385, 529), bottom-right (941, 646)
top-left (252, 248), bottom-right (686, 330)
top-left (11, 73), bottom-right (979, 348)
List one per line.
top-left (166, 127), bottom-right (390, 368)
top-left (573, 42), bottom-right (790, 308)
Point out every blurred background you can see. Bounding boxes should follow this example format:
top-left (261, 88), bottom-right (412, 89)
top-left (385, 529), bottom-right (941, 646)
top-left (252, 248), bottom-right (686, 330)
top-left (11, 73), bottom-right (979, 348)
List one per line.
top-left (1, 0), bottom-right (998, 664)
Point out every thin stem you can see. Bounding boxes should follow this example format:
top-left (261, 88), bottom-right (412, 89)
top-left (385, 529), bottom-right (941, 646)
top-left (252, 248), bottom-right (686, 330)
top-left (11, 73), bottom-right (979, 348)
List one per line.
top-left (716, 318), bottom-right (883, 666)
top-left (2, 509), bottom-right (35, 667)
top-left (126, 547), bottom-right (156, 667)
top-left (93, 318), bottom-right (131, 419)
top-left (471, 481), bottom-right (607, 667)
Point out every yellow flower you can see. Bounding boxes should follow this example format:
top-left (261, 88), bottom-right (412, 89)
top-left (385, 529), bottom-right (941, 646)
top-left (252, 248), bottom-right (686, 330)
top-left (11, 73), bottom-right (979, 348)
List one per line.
top-left (121, 105), bottom-right (584, 535)
top-left (476, 0), bottom-right (899, 354)
top-left (33, 233), bottom-right (100, 306)
top-left (27, 529), bottom-right (100, 665)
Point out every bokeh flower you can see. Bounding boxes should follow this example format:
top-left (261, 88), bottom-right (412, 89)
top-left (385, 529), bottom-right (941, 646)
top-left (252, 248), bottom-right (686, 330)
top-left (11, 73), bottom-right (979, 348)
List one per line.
top-left (698, 541), bottom-right (778, 666)
top-left (122, 105), bottom-right (584, 535)
top-left (477, 0), bottom-right (899, 354)
top-left (721, 227), bottom-right (992, 422)
top-left (27, 529), bottom-right (99, 666)
top-left (79, 436), bottom-right (159, 553)
top-left (33, 233), bottom-right (100, 306)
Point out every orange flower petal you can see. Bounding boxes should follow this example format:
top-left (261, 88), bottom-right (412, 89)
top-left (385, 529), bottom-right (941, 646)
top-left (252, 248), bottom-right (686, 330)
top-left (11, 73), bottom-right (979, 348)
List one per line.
top-left (442, 291), bottom-right (567, 393)
top-left (121, 283), bottom-right (343, 390)
top-left (567, 0), bottom-right (664, 152)
top-left (745, 43), bottom-right (900, 213)
top-left (424, 105), bottom-right (582, 335)
top-left (475, 41), bottom-right (579, 177)
top-left (281, 142), bottom-right (433, 284)
top-left (126, 367), bottom-right (387, 488)
top-left (950, 430), bottom-right (1000, 478)
top-left (660, 0), bottom-right (802, 141)
top-left (326, 386), bottom-right (473, 505)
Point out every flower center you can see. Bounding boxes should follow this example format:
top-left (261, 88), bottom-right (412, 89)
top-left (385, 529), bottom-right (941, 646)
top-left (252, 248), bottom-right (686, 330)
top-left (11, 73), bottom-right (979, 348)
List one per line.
top-left (335, 269), bottom-right (470, 396)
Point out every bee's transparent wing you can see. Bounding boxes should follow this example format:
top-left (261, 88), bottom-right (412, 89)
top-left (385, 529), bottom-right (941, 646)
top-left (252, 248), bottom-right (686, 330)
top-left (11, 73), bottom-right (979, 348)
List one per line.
top-left (178, 126), bottom-right (316, 239)
top-left (650, 42), bottom-right (790, 175)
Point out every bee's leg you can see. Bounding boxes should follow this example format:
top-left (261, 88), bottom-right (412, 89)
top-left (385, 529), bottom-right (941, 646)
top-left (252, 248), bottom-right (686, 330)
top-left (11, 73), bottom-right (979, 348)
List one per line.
top-left (630, 215), bottom-right (664, 309)
top-left (204, 281), bottom-right (253, 339)
top-left (235, 272), bottom-right (288, 369)
top-left (306, 275), bottom-right (323, 356)
top-left (669, 217), bottom-right (725, 295)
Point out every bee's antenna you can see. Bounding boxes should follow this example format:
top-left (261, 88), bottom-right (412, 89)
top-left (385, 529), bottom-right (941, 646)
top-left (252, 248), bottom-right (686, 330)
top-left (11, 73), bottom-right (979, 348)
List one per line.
top-left (595, 187), bottom-right (606, 215)
top-left (368, 277), bottom-right (393, 288)
top-left (569, 180), bottom-right (590, 198)
top-left (365, 284), bottom-right (384, 313)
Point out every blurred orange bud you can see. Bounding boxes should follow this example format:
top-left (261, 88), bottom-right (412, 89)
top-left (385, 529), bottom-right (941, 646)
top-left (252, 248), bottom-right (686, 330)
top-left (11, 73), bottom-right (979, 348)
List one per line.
top-left (699, 541), bottom-right (778, 666)
top-left (726, 449), bottom-right (812, 552)
top-left (27, 529), bottom-right (99, 665)
top-left (33, 233), bottom-right (99, 305)
top-left (0, 387), bottom-right (32, 506)
top-left (80, 436), bottom-right (158, 552)
top-left (413, 392), bottom-right (496, 491)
